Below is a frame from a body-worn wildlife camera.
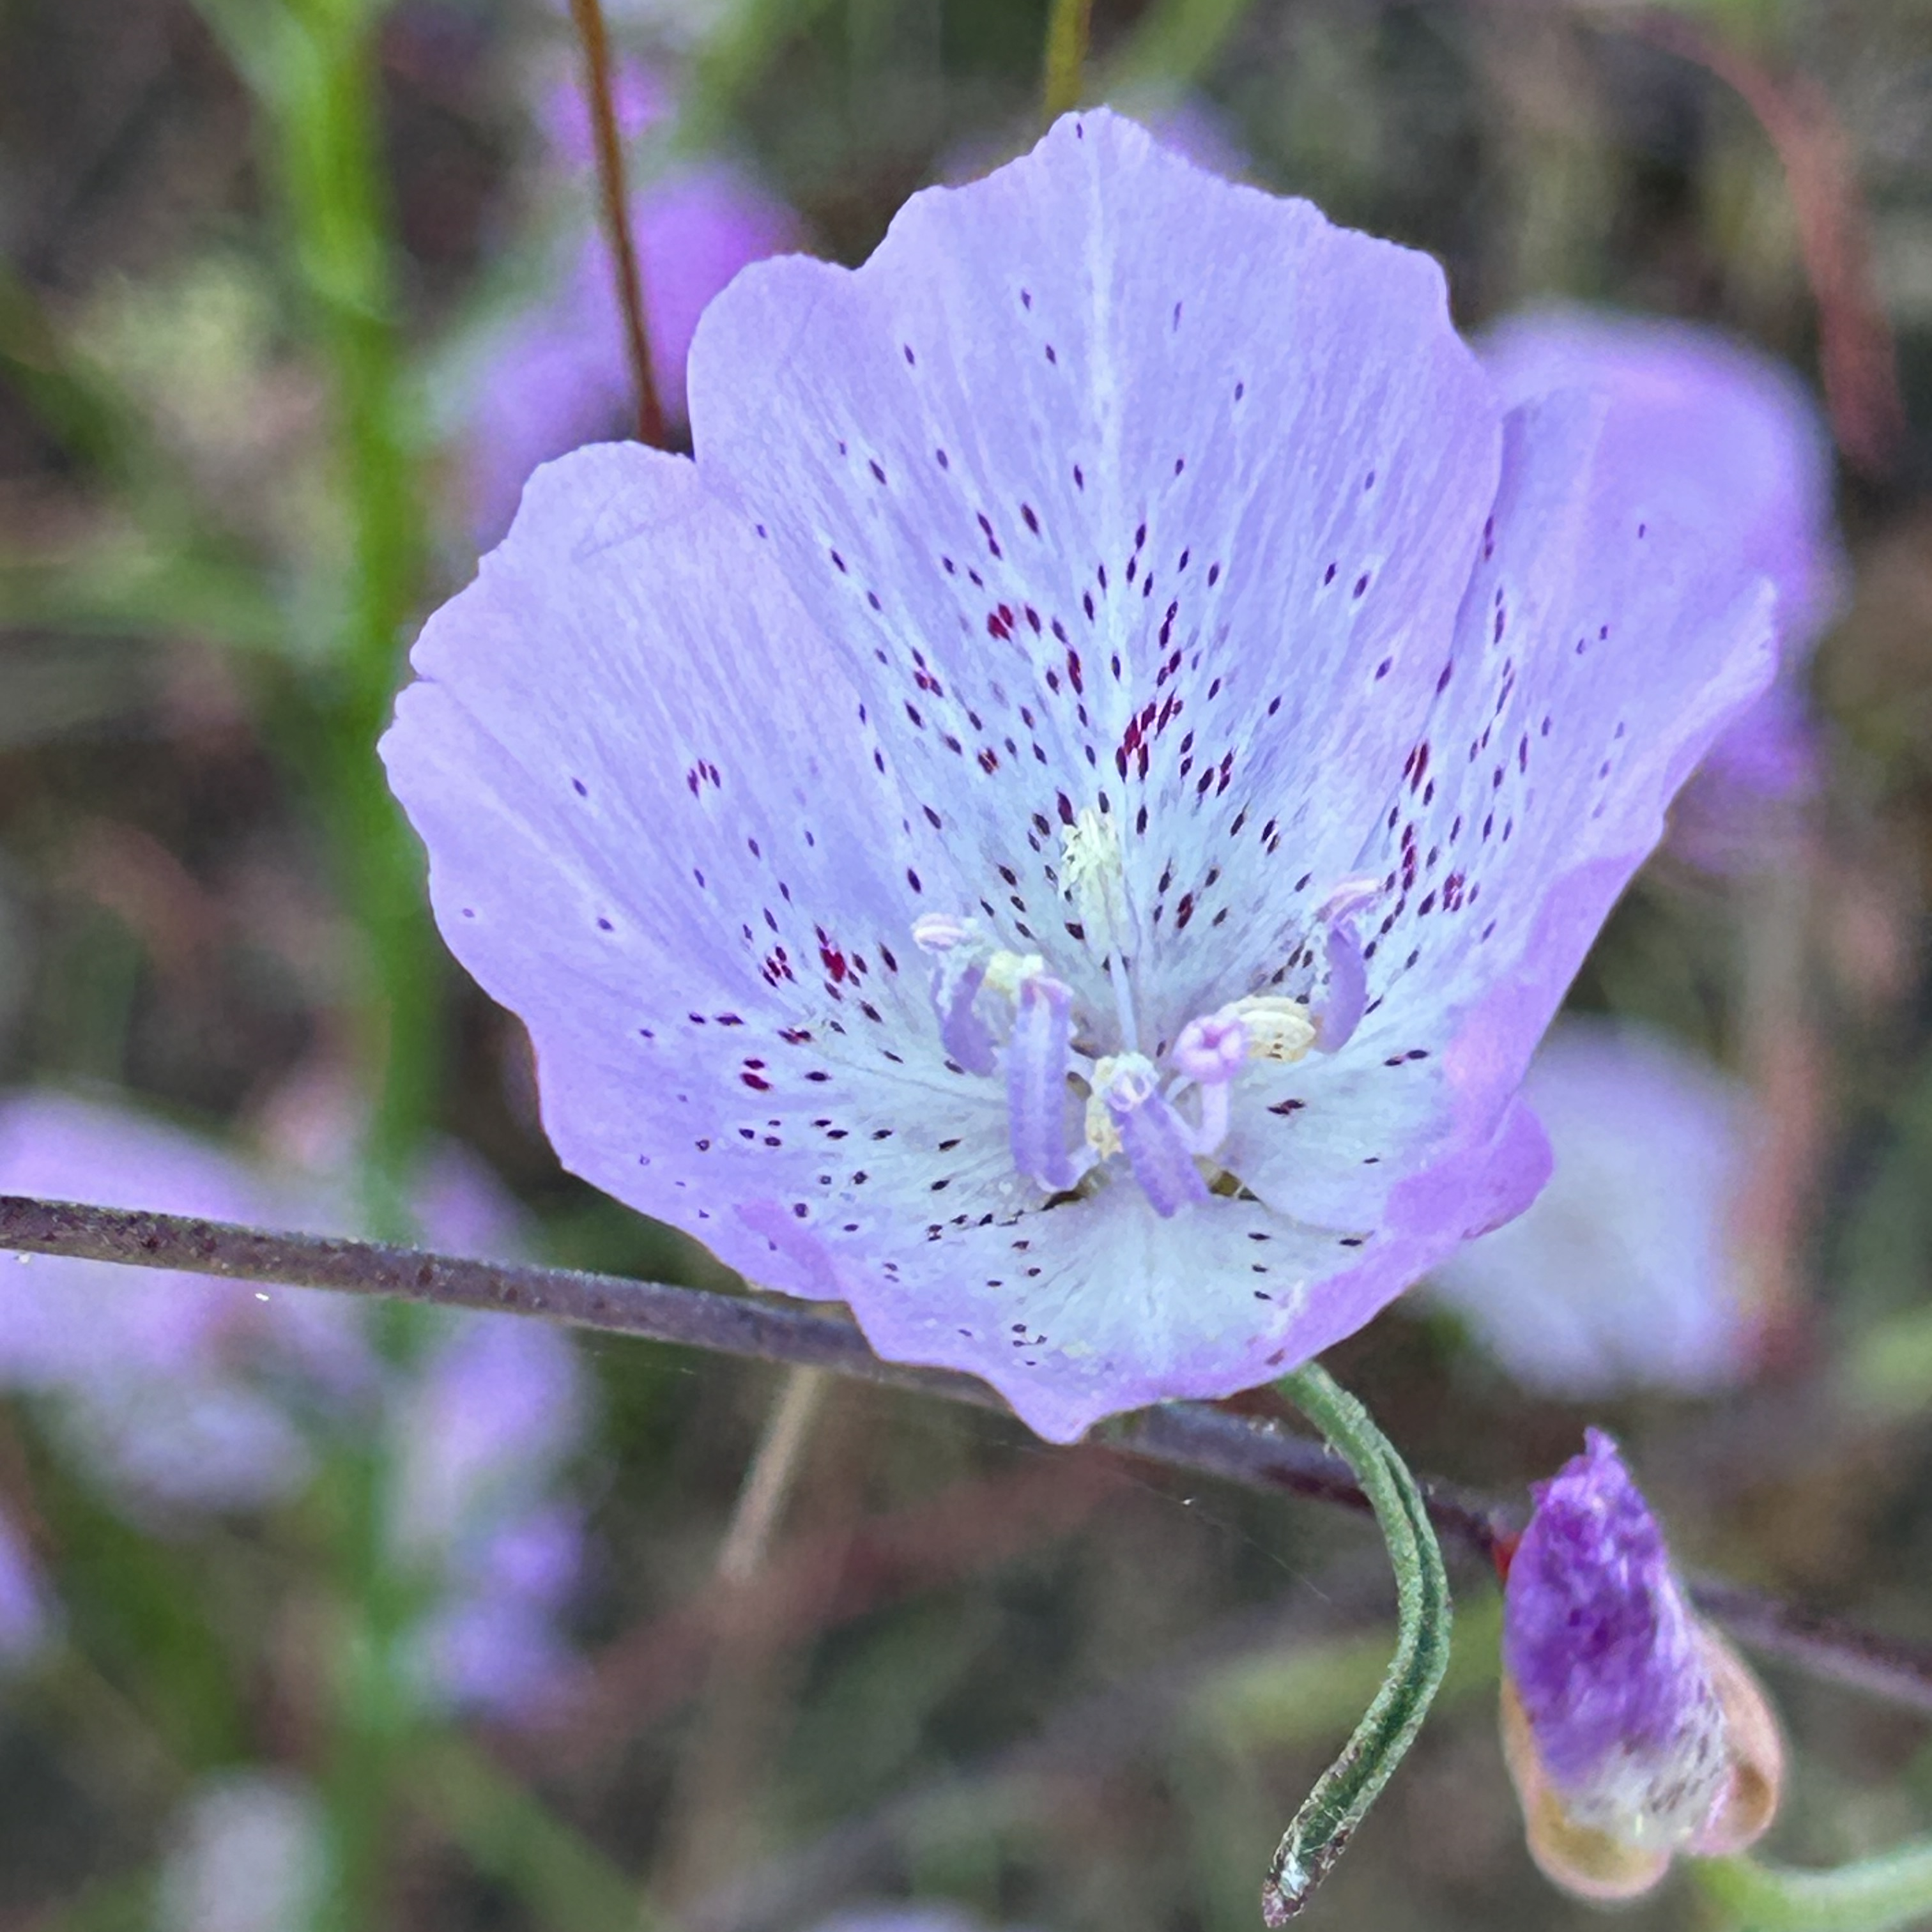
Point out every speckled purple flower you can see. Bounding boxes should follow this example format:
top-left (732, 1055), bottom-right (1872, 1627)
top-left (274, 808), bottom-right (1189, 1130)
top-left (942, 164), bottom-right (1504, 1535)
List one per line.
top-left (1501, 1431), bottom-right (1781, 1898)
top-left (1430, 1020), bottom-right (1761, 1396)
top-left (1483, 307), bottom-right (1842, 873)
top-left (385, 111), bottom-right (1777, 1443)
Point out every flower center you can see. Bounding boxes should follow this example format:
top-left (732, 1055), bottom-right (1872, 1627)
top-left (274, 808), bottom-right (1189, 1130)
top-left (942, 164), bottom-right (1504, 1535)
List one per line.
top-left (912, 908), bottom-right (1353, 1217)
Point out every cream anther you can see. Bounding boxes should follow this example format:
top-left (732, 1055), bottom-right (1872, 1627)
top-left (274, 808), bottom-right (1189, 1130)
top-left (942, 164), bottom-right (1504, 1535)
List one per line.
top-left (1061, 805), bottom-right (1130, 954)
top-left (1222, 995), bottom-right (1317, 1064)
top-left (1092, 1053), bottom-right (1160, 1112)
top-left (983, 948), bottom-right (1048, 1000)
top-left (1084, 1055), bottom-right (1124, 1158)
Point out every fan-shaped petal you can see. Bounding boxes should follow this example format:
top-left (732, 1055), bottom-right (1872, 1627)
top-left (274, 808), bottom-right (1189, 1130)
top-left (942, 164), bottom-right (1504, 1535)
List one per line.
top-left (687, 109), bottom-right (1500, 1041)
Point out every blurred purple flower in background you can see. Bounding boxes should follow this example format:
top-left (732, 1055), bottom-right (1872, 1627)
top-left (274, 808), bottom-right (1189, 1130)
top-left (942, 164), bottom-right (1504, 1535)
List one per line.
top-left (0, 1090), bottom-right (361, 1508)
top-left (157, 1770), bottom-right (326, 1932)
top-left (0, 1088), bottom-right (591, 1719)
top-left (389, 1312), bottom-right (589, 1719)
top-left (1500, 1431), bottom-right (1782, 1898)
top-left (0, 1505), bottom-right (53, 1669)
top-left (1429, 1020), bottom-right (1762, 1396)
top-left (1482, 307), bottom-right (1843, 872)
top-left (810, 1908), bottom-right (1001, 1932)
top-left (456, 57), bottom-right (798, 547)
top-left (387, 111), bottom-right (1777, 1441)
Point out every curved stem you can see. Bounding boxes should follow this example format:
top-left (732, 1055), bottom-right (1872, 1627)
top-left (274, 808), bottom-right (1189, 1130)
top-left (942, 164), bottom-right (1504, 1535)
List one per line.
top-left (1696, 1846), bottom-right (1932, 1932)
top-left (1261, 1362), bottom-right (1452, 1924)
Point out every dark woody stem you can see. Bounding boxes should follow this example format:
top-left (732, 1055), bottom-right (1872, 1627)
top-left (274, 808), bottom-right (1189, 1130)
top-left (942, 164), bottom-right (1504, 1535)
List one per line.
top-left (3, 1194), bottom-right (1931, 1723)
top-left (1260, 1362), bottom-right (1452, 1924)
top-left (567, 0), bottom-right (666, 448)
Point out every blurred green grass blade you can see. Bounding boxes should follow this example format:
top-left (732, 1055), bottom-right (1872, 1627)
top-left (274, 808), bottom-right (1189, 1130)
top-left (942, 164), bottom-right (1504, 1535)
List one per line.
top-left (1098, 0), bottom-right (1256, 99)
top-left (36, 1870), bottom-right (158, 1932)
top-left (1844, 1303), bottom-right (1932, 1414)
top-left (189, 0), bottom-right (441, 1231)
top-left (1189, 1593), bottom-right (1501, 1755)
top-left (34, 1477), bottom-right (248, 1770)
top-left (420, 1738), bottom-right (654, 1932)
top-left (1697, 1843), bottom-right (1932, 1931)
top-left (0, 266), bottom-right (151, 489)
top-left (0, 553), bottom-right (287, 658)
top-left (679, 0), bottom-right (844, 151)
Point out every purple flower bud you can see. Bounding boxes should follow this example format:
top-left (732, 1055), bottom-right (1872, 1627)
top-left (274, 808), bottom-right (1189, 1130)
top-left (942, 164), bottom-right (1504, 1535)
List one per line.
top-left (1500, 1430), bottom-right (1782, 1899)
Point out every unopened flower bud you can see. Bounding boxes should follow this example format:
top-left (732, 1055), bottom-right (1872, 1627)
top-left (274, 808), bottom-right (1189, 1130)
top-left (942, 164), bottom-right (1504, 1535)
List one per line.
top-left (1499, 1430), bottom-right (1783, 1900)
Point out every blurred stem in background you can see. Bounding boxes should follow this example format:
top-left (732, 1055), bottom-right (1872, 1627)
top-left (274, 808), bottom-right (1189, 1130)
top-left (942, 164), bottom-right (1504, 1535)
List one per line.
top-left (191, 0), bottom-right (440, 1243)
top-left (181, 3), bottom-right (438, 1924)
top-left (1041, 0), bottom-right (1094, 119)
top-left (0, 264), bottom-right (288, 652)
top-left (1697, 1841), bottom-right (1932, 1931)
top-left (656, 1365), bottom-right (835, 1904)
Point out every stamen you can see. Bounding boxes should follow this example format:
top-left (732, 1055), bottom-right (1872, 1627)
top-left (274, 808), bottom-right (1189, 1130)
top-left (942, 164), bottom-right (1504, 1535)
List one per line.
top-left (1007, 972), bottom-right (1089, 1192)
top-left (912, 912), bottom-right (997, 1075)
top-left (1172, 1009), bottom-right (1248, 1155)
top-left (1313, 878), bottom-right (1378, 1053)
top-left (1096, 1054), bottom-right (1211, 1218)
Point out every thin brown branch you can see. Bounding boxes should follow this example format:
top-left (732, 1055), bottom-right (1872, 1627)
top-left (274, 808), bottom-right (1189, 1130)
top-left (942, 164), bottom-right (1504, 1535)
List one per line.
top-left (3, 1192), bottom-right (1931, 1719)
top-left (1622, 8), bottom-right (1904, 479)
top-left (525, 1450), bottom-right (1128, 1776)
top-left (713, 1366), bottom-right (829, 1588)
top-left (567, 0), bottom-right (666, 448)
top-left (678, 1574), bottom-right (1400, 1932)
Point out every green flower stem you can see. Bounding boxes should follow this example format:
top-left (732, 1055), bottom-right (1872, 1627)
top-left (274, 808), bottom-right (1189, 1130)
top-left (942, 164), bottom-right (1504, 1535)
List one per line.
top-left (193, 0), bottom-right (440, 1234)
top-left (421, 1736), bottom-right (659, 1932)
top-left (1261, 1362), bottom-right (1453, 1924)
top-left (1098, 0), bottom-right (1258, 102)
top-left (185, 5), bottom-right (440, 1925)
top-left (1696, 1846), bottom-right (1932, 1932)
top-left (1041, 0), bottom-right (1094, 121)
